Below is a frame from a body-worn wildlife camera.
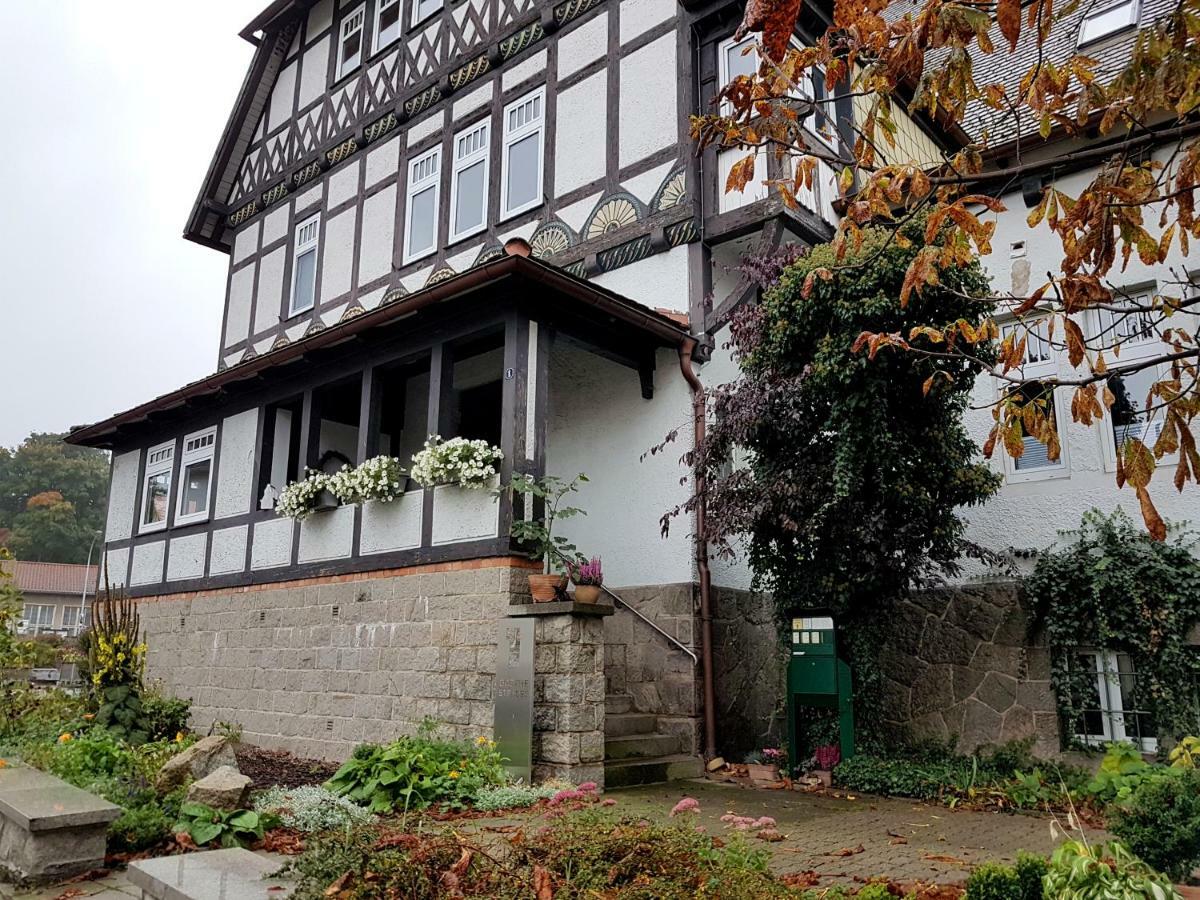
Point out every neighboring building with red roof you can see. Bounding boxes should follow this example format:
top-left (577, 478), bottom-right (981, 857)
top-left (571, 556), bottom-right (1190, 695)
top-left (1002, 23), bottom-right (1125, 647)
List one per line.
top-left (1, 560), bottom-right (98, 636)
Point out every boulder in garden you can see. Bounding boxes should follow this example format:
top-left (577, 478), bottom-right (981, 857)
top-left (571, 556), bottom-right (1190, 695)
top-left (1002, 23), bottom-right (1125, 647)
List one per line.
top-left (185, 765), bottom-right (252, 811)
top-left (155, 734), bottom-right (239, 793)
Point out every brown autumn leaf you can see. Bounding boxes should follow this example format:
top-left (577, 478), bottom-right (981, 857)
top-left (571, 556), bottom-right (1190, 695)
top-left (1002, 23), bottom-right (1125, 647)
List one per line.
top-left (534, 865), bottom-right (555, 900)
top-left (997, 0), bottom-right (1022, 50)
top-left (827, 844), bottom-right (866, 856)
top-left (1136, 485), bottom-right (1167, 541)
top-left (1063, 317), bottom-right (1086, 368)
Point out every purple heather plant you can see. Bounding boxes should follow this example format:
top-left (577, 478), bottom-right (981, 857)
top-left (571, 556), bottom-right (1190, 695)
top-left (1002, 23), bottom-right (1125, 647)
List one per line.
top-left (570, 557), bottom-right (603, 587)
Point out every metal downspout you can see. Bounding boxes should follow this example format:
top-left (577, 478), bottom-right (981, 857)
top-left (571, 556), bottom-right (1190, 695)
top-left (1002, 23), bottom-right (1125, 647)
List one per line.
top-left (678, 339), bottom-right (718, 761)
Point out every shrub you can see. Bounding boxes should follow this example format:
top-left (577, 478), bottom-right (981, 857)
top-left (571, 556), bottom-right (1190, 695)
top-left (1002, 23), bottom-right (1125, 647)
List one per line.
top-left (964, 861), bottom-right (1023, 900)
top-left (254, 785), bottom-right (374, 833)
top-left (472, 782), bottom-right (560, 811)
top-left (175, 802), bottom-right (275, 848)
top-left (1043, 840), bottom-right (1178, 899)
top-left (854, 884), bottom-right (894, 899)
top-left (141, 689), bottom-right (191, 742)
top-left (1084, 742), bottom-right (1151, 804)
top-left (1013, 852), bottom-right (1049, 899)
top-left (107, 790), bottom-right (185, 853)
top-left (1111, 767), bottom-right (1200, 882)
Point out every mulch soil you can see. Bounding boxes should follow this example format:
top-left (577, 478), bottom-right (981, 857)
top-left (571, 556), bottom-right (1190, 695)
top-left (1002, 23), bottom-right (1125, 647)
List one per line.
top-left (236, 744), bottom-right (340, 790)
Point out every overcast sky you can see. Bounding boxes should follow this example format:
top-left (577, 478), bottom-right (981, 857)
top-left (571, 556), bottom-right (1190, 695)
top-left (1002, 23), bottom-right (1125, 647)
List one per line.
top-left (0, 2), bottom-right (257, 449)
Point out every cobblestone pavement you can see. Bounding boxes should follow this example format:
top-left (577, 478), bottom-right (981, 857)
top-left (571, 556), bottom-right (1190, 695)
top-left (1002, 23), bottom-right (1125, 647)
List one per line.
top-left (0, 871), bottom-right (141, 900)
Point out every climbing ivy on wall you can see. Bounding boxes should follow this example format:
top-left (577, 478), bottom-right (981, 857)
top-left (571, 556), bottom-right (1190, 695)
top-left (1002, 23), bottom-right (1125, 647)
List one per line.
top-left (1027, 508), bottom-right (1200, 748)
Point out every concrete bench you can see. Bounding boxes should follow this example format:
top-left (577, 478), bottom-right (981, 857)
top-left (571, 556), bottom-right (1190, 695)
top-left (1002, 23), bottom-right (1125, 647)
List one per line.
top-left (0, 758), bottom-right (121, 883)
top-left (128, 849), bottom-right (293, 899)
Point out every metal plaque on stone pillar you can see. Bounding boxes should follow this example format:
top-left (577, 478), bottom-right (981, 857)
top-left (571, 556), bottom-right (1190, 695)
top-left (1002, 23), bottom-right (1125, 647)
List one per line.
top-left (494, 616), bottom-right (534, 783)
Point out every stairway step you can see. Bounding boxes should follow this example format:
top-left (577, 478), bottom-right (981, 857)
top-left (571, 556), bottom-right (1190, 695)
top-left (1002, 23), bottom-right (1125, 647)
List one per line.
top-left (605, 732), bottom-right (682, 760)
top-left (604, 754), bottom-right (705, 789)
top-left (605, 713), bottom-right (658, 737)
top-left (605, 694), bottom-right (633, 715)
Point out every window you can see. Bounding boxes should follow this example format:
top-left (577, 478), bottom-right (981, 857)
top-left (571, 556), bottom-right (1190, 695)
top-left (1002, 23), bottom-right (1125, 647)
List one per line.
top-left (1098, 290), bottom-right (1158, 348)
top-left (999, 319), bottom-right (1068, 478)
top-left (140, 441), bottom-right (175, 532)
top-left (1079, 0), bottom-right (1138, 45)
top-left (175, 428), bottom-right (216, 525)
top-left (336, 5), bottom-right (366, 80)
top-left (21, 604), bottom-right (55, 634)
top-left (1068, 650), bottom-right (1157, 753)
top-left (412, 0), bottom-right (443, 27)
top-left (374, 0), bottom-right (401, 50)
top-left (259, 398), bottom-right (304, 509)
top-left (289, 214), bottom-right (320, 317)
top-left (1108, 365), bottom-right (1166, 450)
top-left (450, 121), bottom-right (490, 241)
top-left (404, 147), bottom-right (441, 262)
top-left (65, 606), bottom-right (90, 636)
top-left (501, 87), bottom-right (545, 219)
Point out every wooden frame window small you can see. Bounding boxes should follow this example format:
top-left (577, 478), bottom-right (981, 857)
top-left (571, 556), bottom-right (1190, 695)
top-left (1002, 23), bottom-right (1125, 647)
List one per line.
top-left (500, 87), bottom-right (545, 220)
top-left (404, 147), bottom-right (441, 263)
top-left (336, 4), bottom-right (367, 80)
top-left (140, 440), bottom-right (175, 534)
top-left (450, 121), bottom-right (490, 242)
top-left (998, 319), bottom-right (1070, 481)
top-left (175, 427), bottom-right (217, 526)
top-left (289, 214), bottom-right (320, 317)
top-left (374, 0), bottom-right (402, 51)
top-left (412, 0), bottom-right (443, 28)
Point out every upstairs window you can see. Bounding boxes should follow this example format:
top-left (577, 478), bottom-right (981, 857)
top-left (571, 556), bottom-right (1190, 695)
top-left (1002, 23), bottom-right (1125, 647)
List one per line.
top-left (176, 427), bottom-right (216, 525)
top-left (1108, 365), bottom-right (1165, 451)
top-left (405, 147), bottom-right (441, 263)
top-left (336, 5), bottom-right (366, 80)
top-left (140, 440), bottom-right (175, 533)
top-left (374, 0), bottom-right (401, 50)
top-left (451, 121), bottom-right (490, 241)
top-left (999, 319), bottom-right (1068, 478)
top-left (1079, 0), bottom-right (1138, 45)
top-left (289, 214), bottom-right (320, 317)
top-left (412, 0), bottom-right (443, 27)
top-left (501, 87), bottom-right (545, 219)
top-left (1098, 289), bottom-right (1158, 348)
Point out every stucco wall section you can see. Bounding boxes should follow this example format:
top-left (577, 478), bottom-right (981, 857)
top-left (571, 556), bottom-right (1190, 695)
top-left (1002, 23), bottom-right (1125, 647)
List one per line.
top-left (254, 248), bottom-right (286, 334)
top-left (252, 518), bottom-right (295, 570)
top-left (360, 496), bottom-right (423, 554)
top-left (431, 486), bottom-right (500, 544)
top-left (366, 137), bottom-right (400, 189)
top-left (554, 72), bottom-right (607, 196)
top-left (619, 0), bottom-right (675, 42)
top-left (357, 185), bottom-right (397, 285)
top-left (502, 49), bottom-right (546, 90)
top-left (214, 409), bottom-right (259, 519)
top-left (268, 61), bottom-right (297, 133)
top-left (298, 506), bottom-right (356, 562)
top-left (209, 525), bottom-right (249, 575)
top-left (320, 208), bottom-right (357, 303)
top-left (298, 36), bottom-right (331, 110)
top-left (262, 205), bottom-right (289, 246)
top-left (224, 265), bottom-right (256, 347)
top-left (592, 245), bottom-right (690, 313)
top-left (557, 12), bottom-right (607, 79)
top-left (167, 533), bottom-right (208, 582)
top-left (233, 222), bottom-right (260, 265)
top-left (327, 160), bottom-right (361, 210)
top-left (105, 451), bottom-right (140, 543)
top-left (130, 541), bottom-right (166, 586)
top-left (618, 34), bottom-right (676, 168)
top-left (103, 547), bottom-right (129, 588)
top-left (138, 564), bottom-right (530, 760)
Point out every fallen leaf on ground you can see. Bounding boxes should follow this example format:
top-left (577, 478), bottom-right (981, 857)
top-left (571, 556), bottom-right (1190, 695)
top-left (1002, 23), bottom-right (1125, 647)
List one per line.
top-left (922, 853), bottom-right (969, 865)
top-left (757, 829), bottom-right (786, 842)
top-left (52, 890), bottom-right (85, 900)
top-left (826, 844), bottom-right (866, 857)
top-left (533, 864), bottom-right (554, 900)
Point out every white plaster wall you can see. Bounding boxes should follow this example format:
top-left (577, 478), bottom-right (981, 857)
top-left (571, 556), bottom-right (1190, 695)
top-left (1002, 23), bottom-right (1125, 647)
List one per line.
top-left (251, 518), bottom-right (294, 569)
top-left (360, 495), bottom-right (424, 554)
top-left (130, 540), bottom-right (166, 586)
top-left (558, 12), bottom-right (607, 79)
top-left (546, 343), bottom-right (694, 587)
top-left (298, 37), bottom-right (331, 110)
top-left (298, 505), bottom-right (355, 562)
top-left (502, 49), bottom-right (546, 90)
top-left (407, 112), bottom-right (444, 148)
top-left (555, 72), bottom-right (607, 196)
top-left (215, 409), bottom-right (260, 519)
top-left (619, 0), bottom-right (675, 43)
top-left (225, 265), bottom-right (256, 347)
top-left (307, 0), bottom-right (334, 37)
top-left (254, 247), bottom-right (286, 334)
top-left (366, 137), bottom-right (400, 189)
top-left (268, 61), bottom-right (297, 132)
top-left (618, 34), bottom-right (676, 168)
top-left (327, 160), bottom-right (361, 209)
top-left (358, 185), bottom-right (397, 285)
top-left (593, 244), bottom-right (690, 312)
top-left (233, 222), bottom-right (260, 265)
top-left (209, 525), bottom-right (248, 575)
top-left (105, 450), bottom-right (140, 542)
top-left (262, 205), bottom-right (289, 246)
top-left (431, 484), bottom-right (499, 544)
top-left (103, 547), bottom-right (129, 588)
top-left (623, 160), bottom-right (673, 207)
top-left (321, 208), bottom-right (357, 302)
top-left (166, 533), bottom-right (208, 581)
top-left (453, 82), bottom-right (493, 118)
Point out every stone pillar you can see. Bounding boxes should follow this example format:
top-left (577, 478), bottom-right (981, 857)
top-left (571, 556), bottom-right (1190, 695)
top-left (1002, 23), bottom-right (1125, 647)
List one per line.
top-left (510, 600), bottom-right (613, 788)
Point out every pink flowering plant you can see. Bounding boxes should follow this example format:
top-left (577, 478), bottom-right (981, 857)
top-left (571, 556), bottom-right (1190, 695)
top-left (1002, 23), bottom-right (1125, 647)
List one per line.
top-left (761, 747), bottom-right (787, 767)
top-left (569, 557), bottom-right (603, 587)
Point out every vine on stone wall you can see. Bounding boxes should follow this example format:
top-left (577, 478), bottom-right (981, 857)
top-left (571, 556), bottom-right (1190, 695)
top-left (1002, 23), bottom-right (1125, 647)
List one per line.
top-left (1027, 508), bottom-right (1200, 749)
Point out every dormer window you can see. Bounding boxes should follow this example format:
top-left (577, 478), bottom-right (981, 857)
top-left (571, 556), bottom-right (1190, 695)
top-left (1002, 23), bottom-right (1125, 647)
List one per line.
top-left (374, 0), bottom-right (401, 50)
top-left (412, 0), bottom-right (443, 27)
top-left (336, 5), bottom-right (366, 80)
top-left (289, 214), bottom-right (320, 317)
top-left (1079, 0), bottom-right (1138, 45)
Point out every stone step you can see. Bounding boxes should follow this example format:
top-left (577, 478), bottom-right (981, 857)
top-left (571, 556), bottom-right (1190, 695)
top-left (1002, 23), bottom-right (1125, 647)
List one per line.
top-left (605, 712), bottom-right (658, 737)
top-left (605, 732), bottom-right (682, 761)
top-left (128, 848), bottom-right (293, 899)
top-left (605, 693), bottom-right (633, 715)
top-left (604, 754), bottom-right (705, 789)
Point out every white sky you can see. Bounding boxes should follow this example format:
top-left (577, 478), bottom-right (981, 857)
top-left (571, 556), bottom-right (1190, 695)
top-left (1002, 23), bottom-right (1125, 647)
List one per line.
top-left (0, 2), bottom-right (257, 448)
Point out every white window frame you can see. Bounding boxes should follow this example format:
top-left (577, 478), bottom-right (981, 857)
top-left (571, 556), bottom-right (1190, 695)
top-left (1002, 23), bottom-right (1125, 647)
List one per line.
top-left (288, 214), bottom-right (321, 317)
top-left (1079, 0), bottom-right (1139, 46)
top-left (404, 146), bottom-right (441, 263)
top-left (997, 318), bottom-right (1071, 483)
top-left (139, 440), bottom-right (176, 534)
top-left (64, 605), bottom-right (90, 636)
top-left (449, 120), bottom-right (491, 242)
top-left (500, 86), bottom-right (546, 221)
top-left (336, 4), bottom-right (367, 81)
top-left (1071, 649), bottom-right (1158, 753)
top-left (411, 0), bottom-right (444, 28)
top-left (373, 0), bottom-right (402, 52)
top-left (20, 603), bottom-right (56, 634)
top-left (174, 427), bottom-right (217, 526)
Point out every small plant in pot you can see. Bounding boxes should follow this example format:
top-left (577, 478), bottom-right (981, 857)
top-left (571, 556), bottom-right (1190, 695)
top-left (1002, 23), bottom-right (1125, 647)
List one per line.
top-left (501, 472), bottom-right (588, 602)
top-left (569, 557), bottom-right (604, 603)
top-left (745, 747), bottom-right (785, 783)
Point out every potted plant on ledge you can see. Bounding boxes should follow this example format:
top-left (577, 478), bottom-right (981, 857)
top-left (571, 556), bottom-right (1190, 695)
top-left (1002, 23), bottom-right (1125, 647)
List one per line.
top-left (569, 557), bottom-right (604, 603)
top-left (501, 472), bottom-right (588, 602)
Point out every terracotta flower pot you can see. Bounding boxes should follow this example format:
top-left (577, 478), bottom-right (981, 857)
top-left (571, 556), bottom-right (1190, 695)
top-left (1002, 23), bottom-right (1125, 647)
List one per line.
top-left (573, 585), bottom-right (602, 603)
top-left (529, 573), bottom-right (567, 602)
top-left (746, 763), bottom-right (781, 783)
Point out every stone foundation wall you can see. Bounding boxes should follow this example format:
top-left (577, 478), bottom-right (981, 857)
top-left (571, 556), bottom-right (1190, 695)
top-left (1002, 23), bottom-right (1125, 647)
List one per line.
top-left (711, 586), bottom-right (788, 758)
top-left (138, 560), bottom-right (533, 761)
top-left (878, 581), bottom-right (1060, 756)
top-left (602, 583), bottom-right (701, 754)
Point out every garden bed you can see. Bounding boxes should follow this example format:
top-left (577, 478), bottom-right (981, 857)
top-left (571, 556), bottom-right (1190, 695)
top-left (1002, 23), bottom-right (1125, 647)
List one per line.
top-left (235, 745), bottom-right (339, 791)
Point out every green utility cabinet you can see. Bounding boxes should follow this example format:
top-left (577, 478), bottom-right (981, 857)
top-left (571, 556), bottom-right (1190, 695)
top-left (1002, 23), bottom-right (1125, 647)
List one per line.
top-left (786, 614), bottom-right (855, 765)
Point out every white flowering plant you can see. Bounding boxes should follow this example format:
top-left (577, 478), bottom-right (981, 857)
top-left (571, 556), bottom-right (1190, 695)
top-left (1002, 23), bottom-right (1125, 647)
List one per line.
top-left (409, 435), bottom-right (503, 489)
top-left (253, 785), bottom-right (373, 833)
top-left (275, 470), bottom-right (332, 520)
top-left (329, 456), bottom-right (408, 504)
